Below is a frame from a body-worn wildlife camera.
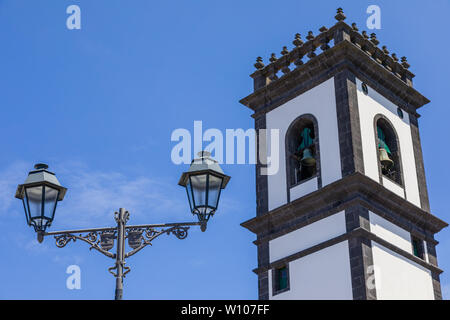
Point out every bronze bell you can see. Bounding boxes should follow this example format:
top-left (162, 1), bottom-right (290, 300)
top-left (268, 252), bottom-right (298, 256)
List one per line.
top-left (379, 147), bottom-right (394, 170)
top-left (301, 148), bottom-right (316, 167)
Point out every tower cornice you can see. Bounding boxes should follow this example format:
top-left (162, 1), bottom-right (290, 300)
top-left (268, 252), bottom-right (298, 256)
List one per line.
top-left (240, 19), bottom-right (429, 118)
top-left (251, 227), bottom-right (444, 276)
top-left (241, 172), bottom-right (447, 237)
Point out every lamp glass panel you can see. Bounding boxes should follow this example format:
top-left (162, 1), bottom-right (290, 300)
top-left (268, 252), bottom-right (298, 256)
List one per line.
top-left (44, 186), bottom-right (58, 221)
top-left (207, 174), bottom-right (223, 210)
top-left (21, 198), bottom-right (31, 225)
top-left (190, 174), bottom-right (207, 213)
top-left (25, 186), bottom-right (43, 218)
top-left (186, 180), bottom-right (194, 213)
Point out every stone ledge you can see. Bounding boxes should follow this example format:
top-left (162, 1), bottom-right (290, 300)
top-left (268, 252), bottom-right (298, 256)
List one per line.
top-left (241, 173), bottom-right (448, 237)
top-left (253, 227), bottom-right (443, 276)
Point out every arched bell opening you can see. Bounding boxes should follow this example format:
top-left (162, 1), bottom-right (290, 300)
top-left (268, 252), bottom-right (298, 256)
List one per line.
top-left (375, 116), bottom-right (403, 186)
top-left (285, 115), bottom-right (320, 188)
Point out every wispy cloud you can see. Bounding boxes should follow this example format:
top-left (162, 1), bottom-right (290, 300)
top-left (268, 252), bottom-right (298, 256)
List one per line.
top-left (54, 161), bottom-right (189, 228)
top-left (0, 160), bottom-right (189, 229)
top-left (52, 254), bottom-right (84, 266)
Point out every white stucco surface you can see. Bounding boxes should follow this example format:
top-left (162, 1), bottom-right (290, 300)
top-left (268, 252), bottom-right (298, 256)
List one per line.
top-left (369, 211), bottom-right (412, 254)
top-left (356, 79), bottom-right (421, 207)
top-left (289, 177), bottom-right (318, 202)
top-left (269, 241), bottom-right (353, 300)
top-left (269, 211), bottom-right (346, 262)
top-left (266, 77), bottom-right (341, 211)
top-left (382, 177), bottom-right (405, 198)
top-left (372, 242), bottom-right (434, 300)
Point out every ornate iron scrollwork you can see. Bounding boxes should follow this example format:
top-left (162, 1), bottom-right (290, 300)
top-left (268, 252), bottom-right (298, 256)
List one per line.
top-left (48, 219), bottom-right (199, 286)
top-left (168, 226), bottom-right (189, 240)
top-left (124, 225), bottom-right (191, 258)
top-left (108, 261), bottom-right (131, 278)
top-left (54, 230), bottom-right (116, 258)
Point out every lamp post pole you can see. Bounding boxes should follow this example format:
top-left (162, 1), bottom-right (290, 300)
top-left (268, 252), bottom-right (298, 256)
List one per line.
top-left (114, 208), bottom-right (127, 300)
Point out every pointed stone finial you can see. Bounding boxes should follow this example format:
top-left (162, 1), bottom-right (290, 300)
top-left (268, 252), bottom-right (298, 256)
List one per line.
top-left (351, 23), bottom-right (359, 31)
top-left (293, 33), bottom-right (304, 47)
top-left (254, 57), bottom-right (264, 70)
top-left (370, 33), bottom-right (379, 45)
top-left (319, 26), bottom-right (328, 33)
top-left (401, 56), bottom-right (410, 69)
top-left (382, 46), bottom-right (389, 55)
top-left (391, 53), bottom-right (399, 62)
top-left (362, 31), bottom-right (369, 40)
top-left (281, 46), bottom-right (289, 55)
top-left (306, 31), bottom-right (315, 41)
top-left (335, 8), bottom-right (346, 21)
top-left (269, 53), bottom-right (277, 63)
top-left (294, 55), bottom-right (304, 67)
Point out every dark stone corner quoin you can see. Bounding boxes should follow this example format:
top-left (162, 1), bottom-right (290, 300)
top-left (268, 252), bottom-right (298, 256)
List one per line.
top-left (238, 8), bottom-right (448, 300)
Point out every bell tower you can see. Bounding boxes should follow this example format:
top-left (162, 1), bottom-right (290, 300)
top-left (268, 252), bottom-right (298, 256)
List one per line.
top-left (240, 8), bottom-right (447, 300)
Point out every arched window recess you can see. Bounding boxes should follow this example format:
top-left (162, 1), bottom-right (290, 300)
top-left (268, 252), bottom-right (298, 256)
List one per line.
top-left (375, 117), bottom-right (403, 186)
top-left (286, 116), bottom-right (319, 187)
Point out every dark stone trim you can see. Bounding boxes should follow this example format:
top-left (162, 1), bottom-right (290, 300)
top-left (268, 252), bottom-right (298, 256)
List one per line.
top-left (242, 173), bottom-right (447, 238)
top-left (285, 113), bottom-right (322, 204)
top-left (257, 270), bottom-right (269, 300)
top-left (345, 203), bottom-right (370, 232)
top-left (426, 240), bottom-right (439, 267)
top-left (251, 195), bottom-right (439, 248)
top-left (271, 263), bottom-right (290, 297)
top-left (431, 272), bottom-right (443, 300)
top-left (255, 114), bottom-right (268, 217)
top-left (345, 205), bottom-right (376, 300)
top-left (409, 114), bottom-right (431, 212)
top-left (425, 240), bottom-right (443, 298)
top-left (347, 237), bottom-right (376, 300)
top-left (255, 114), bottom-right (270, 300)
top-left (254, 228), bottom-right (443, 276)
top-left (334, 70), bottom-right (365, 177)
top-left (241, 41), bottom-right (429, 116)
top-left (257, 240), bottom-right (269, 300)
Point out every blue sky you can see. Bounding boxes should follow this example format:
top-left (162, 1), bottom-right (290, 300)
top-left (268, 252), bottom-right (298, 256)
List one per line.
top-left (0, 0), bottom-right (449, 299)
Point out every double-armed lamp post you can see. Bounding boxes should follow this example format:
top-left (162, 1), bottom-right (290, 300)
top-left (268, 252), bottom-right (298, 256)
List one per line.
top-left (15, 151), bottom-right (230, 300)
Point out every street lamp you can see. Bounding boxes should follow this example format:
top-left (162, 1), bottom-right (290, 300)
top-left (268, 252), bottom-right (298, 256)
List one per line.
top-left (15, 153), bottom-right (229, 300)
top-left (15, 163), bottom-right (67, 242)
top-left (179, 151), bottom-right (230, 231)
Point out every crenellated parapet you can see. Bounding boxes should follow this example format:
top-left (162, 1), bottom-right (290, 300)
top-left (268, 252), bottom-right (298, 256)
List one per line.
top-left (241, 8), bottom-right (429, 115)
top-left (250, 8), bottom-right (414, 91)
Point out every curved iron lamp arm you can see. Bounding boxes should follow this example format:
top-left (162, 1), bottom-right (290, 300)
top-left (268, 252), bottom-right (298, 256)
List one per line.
top-left (54, 232), bottom-right (117, 259)
top-left (46, 227), bottom-right (117, 259)
top-left (124, 224), bottom-right (193, 258)
top-left (41, 217), bottom-right (203, 300)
